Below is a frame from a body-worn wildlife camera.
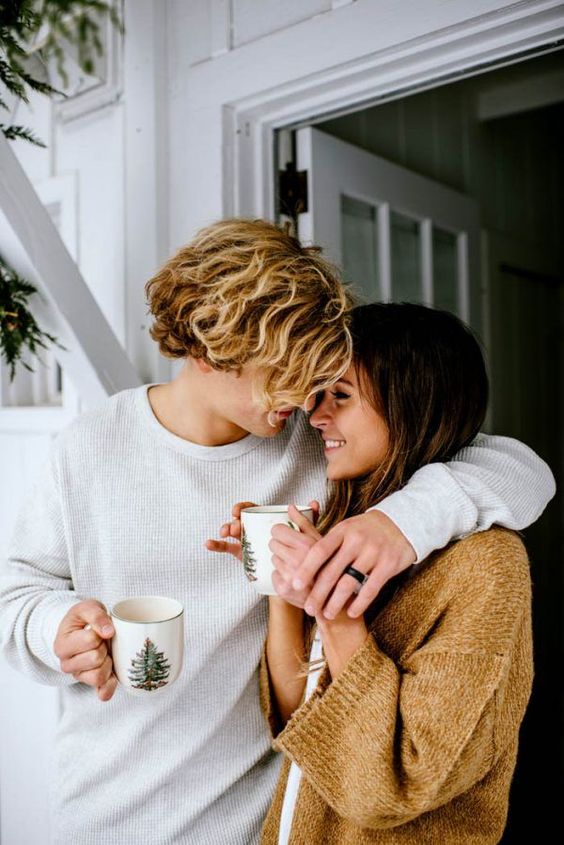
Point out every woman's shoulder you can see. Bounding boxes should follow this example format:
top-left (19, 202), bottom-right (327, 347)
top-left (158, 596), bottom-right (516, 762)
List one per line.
top-left (438, 525), bottom-right (527, 560)
top-left (370, 529), bottom-right (532, 661)
top-left (418, 527), bottom-right (531, 617)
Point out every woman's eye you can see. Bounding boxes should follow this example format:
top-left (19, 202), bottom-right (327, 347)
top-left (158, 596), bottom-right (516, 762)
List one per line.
top-left (331, 391), bottom-right (350, 400)
top-left (310, 392), bottom-right (326, 412)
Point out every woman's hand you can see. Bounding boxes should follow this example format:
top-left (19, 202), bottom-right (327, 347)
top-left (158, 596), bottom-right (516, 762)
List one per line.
top-left (315, 603), bottom-right (368, 679)
top-left (291, 510), bottom-right (416, 619)
top-left (205, 501), bottom-right (257, 560)
top-left (269, 503), bottom-right (321, 608)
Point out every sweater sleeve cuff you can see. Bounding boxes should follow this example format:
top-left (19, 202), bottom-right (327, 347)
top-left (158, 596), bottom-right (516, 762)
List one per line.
top-left (28, 594), bottom-right (85, 676)
top-left (275, 634), bottom-right (393, 775)
top-left (369, 464), bottom-right (479, 563)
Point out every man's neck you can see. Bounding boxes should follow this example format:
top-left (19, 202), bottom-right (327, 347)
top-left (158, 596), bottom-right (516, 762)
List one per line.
top-left (147, 364), bottom-right (249, 447)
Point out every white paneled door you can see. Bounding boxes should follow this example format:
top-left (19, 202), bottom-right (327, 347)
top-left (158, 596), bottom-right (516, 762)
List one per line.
top-left (296, 127), bottom-right (480, 329)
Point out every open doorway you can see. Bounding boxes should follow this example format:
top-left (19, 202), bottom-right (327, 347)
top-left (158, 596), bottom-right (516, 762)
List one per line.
top-left (276, 49), bottom-right (564, 842)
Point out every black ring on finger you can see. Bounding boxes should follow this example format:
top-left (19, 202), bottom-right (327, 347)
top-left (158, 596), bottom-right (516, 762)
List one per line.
top-left (343, 565), bottom-right (369, 593)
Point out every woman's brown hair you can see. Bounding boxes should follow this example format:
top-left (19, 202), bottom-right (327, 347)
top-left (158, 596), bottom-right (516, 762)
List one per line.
top-left (318, 302), bottom-right (489, 533)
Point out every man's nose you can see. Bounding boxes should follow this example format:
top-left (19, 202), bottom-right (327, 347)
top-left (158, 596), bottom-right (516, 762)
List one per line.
top-left (303, 395), bottom-right (316, 413)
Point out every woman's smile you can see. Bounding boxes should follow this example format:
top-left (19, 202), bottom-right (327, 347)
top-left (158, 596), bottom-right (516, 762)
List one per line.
top-left (310, 366), bottom-right (389, 480)
top-left (323, 437), bottom-right (347, 451)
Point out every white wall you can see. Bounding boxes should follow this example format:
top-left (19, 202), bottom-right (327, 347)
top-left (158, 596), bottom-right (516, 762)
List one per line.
top-left (0, 434), bottom-right (59, 845)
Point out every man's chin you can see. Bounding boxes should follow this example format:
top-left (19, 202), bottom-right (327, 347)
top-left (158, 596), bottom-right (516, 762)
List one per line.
top-left (253, 418), bottom-right (286, 438)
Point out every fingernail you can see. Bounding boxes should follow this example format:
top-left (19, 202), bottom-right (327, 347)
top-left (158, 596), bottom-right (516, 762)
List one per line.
top-left (323, 610), bottom-right (334, 620)
top-left (304, 604), bottom-right (315, 616)
top-left (293, 579), bottom-right (303, 589)
top-left (102, 625), bottom-right (114, 636)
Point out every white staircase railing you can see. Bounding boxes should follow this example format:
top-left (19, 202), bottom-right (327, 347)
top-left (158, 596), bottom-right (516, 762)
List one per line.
top-left (0, 133), bottom-right (142, 408)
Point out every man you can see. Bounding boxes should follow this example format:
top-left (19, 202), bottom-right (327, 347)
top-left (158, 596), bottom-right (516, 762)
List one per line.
top-left (0, 219), bottom-right (554, 844)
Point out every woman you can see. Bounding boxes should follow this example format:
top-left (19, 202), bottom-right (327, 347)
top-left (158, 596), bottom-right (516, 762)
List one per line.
top-left (260, 303), bottom-right (533, 844)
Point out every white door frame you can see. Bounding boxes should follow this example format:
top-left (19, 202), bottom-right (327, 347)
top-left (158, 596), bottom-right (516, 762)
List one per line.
top-left (224, 0), bottom-right (564, 222)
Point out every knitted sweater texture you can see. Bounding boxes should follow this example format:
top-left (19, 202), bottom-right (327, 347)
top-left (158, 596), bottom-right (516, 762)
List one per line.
top-left (260, 528), bottom-right (533, 844)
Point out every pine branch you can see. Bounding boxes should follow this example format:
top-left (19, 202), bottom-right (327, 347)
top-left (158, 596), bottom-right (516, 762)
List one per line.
top-left (0, 256), bottom-right (64, 381)
top-left (0, 122), bottom-right (46, 145)
top-left (0, 53), bottom-right (29, 101)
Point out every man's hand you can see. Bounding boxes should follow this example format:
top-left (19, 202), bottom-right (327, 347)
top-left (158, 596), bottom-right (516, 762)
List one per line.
top-left (205, 500), bottom-right (320, 565)
top-left (291, 510), bottom-right (416, 619)
top-left (53, 600), bottom-right (117, 701)
top-left (205, 501), bottom-right (257, 560)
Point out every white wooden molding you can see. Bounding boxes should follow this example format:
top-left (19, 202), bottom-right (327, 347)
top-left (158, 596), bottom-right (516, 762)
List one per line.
top-left (0, 133), bottom-right (142, 405)
top-left (211, 0), bottom-right (232, 57)
top-left (224, 0), bottom-right (564, 221)
top-left (55, 3), bottom-right (123, 123)
top-left (123, 0), bottom-right (171, 384)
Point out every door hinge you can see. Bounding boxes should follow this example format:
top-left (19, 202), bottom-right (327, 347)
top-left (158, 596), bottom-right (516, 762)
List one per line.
top-left (278, 161), bottom-right (308, 221)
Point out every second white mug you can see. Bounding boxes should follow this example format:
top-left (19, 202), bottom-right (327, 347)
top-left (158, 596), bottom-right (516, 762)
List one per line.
top-left (240, 505), bottom-right (314, 595)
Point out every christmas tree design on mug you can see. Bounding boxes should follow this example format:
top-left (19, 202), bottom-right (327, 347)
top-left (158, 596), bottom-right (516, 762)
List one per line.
top-left (128, 637), bottom-right (171, 691)
top-left (241, 525), bottom-right (258, 582)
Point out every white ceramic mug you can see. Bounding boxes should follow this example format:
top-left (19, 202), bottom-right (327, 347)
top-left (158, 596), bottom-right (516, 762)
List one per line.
top-left (240, 505), bottom-right (314, 595)
top-left (110, 596), bottom-right (184, 695)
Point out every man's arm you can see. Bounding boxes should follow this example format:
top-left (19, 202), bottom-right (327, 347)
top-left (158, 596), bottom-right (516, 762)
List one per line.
top-left (0, 448), bottom-right (116, 698)
top-left (374, 434), bottom-right (556, 562)
top-left (291, 434), bottom-right (555, 619)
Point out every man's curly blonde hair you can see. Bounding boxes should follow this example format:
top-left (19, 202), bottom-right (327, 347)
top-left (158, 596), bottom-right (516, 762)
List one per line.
top-left (145, 218), bottom-right (354, 410)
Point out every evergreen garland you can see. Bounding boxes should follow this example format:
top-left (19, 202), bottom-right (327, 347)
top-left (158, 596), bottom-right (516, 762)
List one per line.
top-left (0, 255), bottom-right (63, 380)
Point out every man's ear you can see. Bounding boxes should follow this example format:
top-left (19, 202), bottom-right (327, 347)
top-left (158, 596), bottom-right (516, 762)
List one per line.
top-left (193, 356), bottom-right (213, 374)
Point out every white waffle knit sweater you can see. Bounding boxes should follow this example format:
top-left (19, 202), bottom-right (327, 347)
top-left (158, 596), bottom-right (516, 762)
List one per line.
top-left (0, 386), bottom-right (555, 844)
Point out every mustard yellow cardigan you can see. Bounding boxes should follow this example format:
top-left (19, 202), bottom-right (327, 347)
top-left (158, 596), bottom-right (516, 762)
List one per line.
top-left (260, 528), bottom-right (533, 844)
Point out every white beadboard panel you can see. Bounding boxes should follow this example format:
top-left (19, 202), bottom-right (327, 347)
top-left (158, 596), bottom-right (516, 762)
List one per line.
top-left (232, 0), bottom-right (331, 47)
top-left (168, 0), bottom-right (222, 72)
top-left (55, 105), bottom-right (126, 345)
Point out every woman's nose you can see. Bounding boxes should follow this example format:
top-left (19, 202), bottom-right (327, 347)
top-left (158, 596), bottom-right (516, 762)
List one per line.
top-left (310, 395), bottom-right (332, 428)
